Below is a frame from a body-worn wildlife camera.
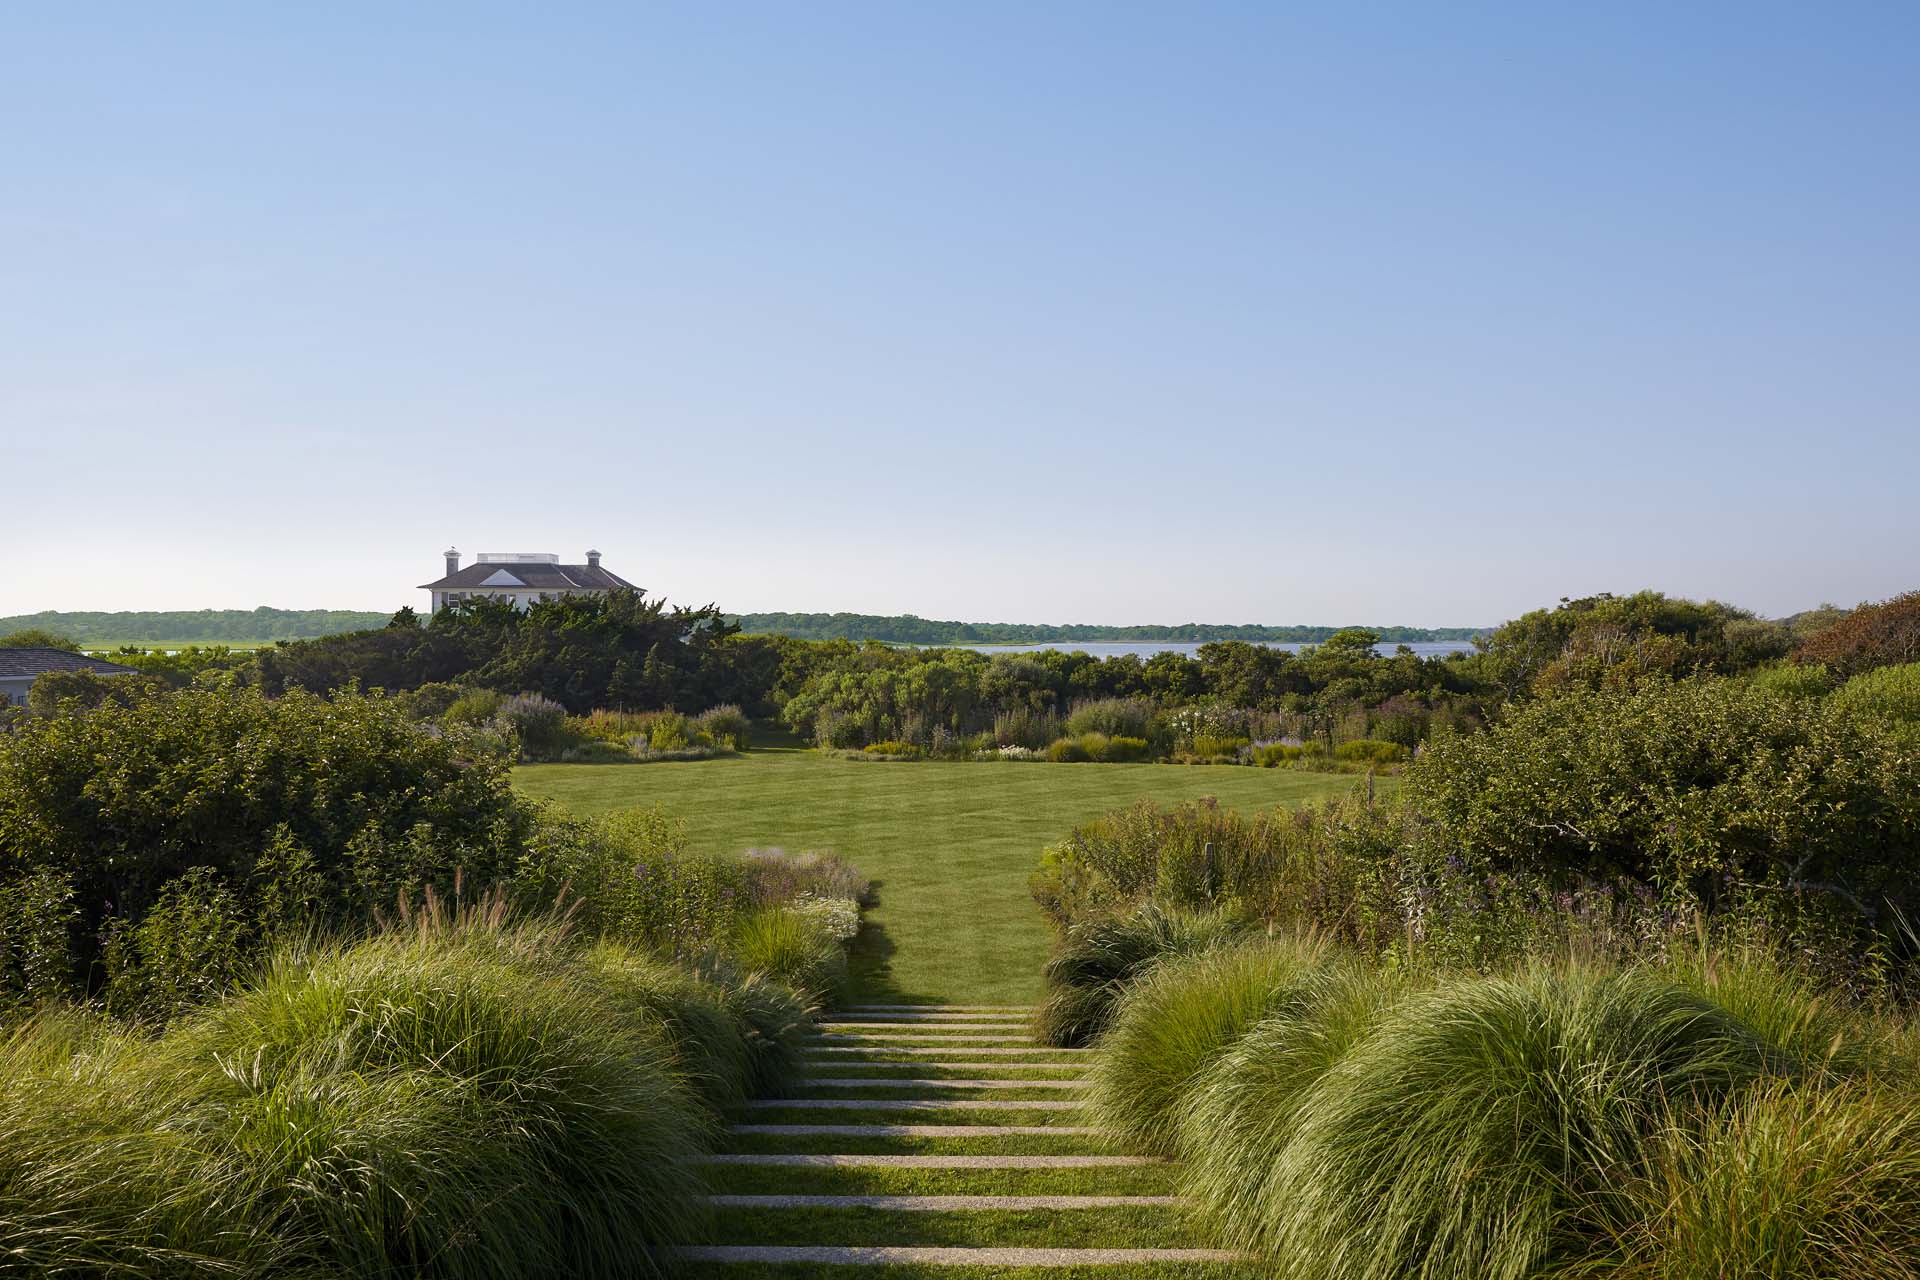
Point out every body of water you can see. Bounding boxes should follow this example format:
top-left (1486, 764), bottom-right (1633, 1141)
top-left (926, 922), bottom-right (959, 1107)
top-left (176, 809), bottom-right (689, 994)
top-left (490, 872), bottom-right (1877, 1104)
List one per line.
top-left (940, 640), bottom-right (1478, 660)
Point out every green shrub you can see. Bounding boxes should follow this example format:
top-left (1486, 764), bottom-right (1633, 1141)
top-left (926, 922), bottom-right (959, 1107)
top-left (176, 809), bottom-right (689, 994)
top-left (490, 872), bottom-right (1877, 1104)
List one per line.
top-left (1190, 734), bottom-right (1250, 760)
top-left (1086, 934), bottom-right (1332, 1154)
top-left (741, 848), bottom-right (872, 907)
top-left (560, 739), bottom-right (637, 763)
top-left (647, 711), bottom-right (693, 751)
top-left (443, 687), bottom-right (505, 724)
top-left (1241, 964), bottom-right (1781, 1279)
top-left (0, 1010), bottom-right (275, 1273)
top-left (1036, 906), bottom-right (1249, 1047)
top-left (1749, 661), bottom-right (1835, 699)
top-left (1406, 679), bottom-right (1920, 940)
top-left (988, 707), bottom-right (1061, 750)
top-left (1331, 738), bottom-right (1407, 764)
top-left (101, 866), bottom-right (253, 1023)
top-left (1602, 1082), bottom-right (1920, 1278)
top-left (1833, 661), bottom-right (1920, 739)
top-left (1253, 742), bottom-right (1302, 767)
top-left (691, 703), bottom-right (751, 750)
top-left (732, 907), bottom-right (848, 1006)
top-left (709, 967), bottom-right (813, 1096)
top-left (0, 684), bottom-right (528, 1002)
top-left (1046, 736), bottom-right (1092, 763)
top-left (862, 740), bottom-right (923, 759)
top-left (0, 869), bottom-right (78, 1015)
top-left (1101, 735), bottom-right (1151, 762)
top-left (1065, 697), bottom-right (1154, 740)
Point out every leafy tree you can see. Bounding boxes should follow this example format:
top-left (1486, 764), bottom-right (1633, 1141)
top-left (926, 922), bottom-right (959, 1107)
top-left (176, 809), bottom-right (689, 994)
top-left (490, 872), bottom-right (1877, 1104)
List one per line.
top-left (1795, 591), bottom-right (1920, 677)
top-left (0, 629), bottom-right (79, 651)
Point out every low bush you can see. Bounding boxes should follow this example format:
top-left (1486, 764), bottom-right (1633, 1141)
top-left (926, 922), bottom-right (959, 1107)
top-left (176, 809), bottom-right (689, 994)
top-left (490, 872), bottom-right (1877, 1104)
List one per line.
top-left (1833, 661), bottom-right (1920, 740)
top-left (1189, 734), bottom-right (1251, 760)
top-left (862, 740), bottom-right (924, 759)
top-left (0, 684), bottom-right (529, 1006)
top-left (741, 848), bottom-right (872, 908)
top-left (1407, 678), bottom-right (1920, 960)
top-left (1749, 661), bottom-right (1835, 699)
top-left (496, 691), bottom-right (572, 760)
top-left (1036, 905), bottom-right (1248, 1047)
top-left (1086, 933), bottom-right (1331, 1154)
top-left (690, 703), bottom-right (751, 750)
top-left (1046, 736), bottom-right (1093, 763)
top-left (1252, 742), bottom-right (1302, 767)
top-left (1100, 735), bottom-right (1151, 762)
top-left (1065, 697), bottom-right (1155, 740)
top-left (172, 901), bottom-right (712, 1276)
top-left (1331, 738), bottom-right (1407, 764)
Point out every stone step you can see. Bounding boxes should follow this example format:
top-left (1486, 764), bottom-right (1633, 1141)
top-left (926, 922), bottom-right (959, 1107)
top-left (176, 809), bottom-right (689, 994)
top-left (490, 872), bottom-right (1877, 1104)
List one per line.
top-left (673, 1246), bottom-right (1241, 1265)
top-left (743, 1098), bottom-right (1079, 1112)
top-left (691, 1154), bottom-right (1165, 1168)
top-left (706, 1194), bottom-right (1179, 1210)
top-left (727, 1124), bottom-right (1097, 1137)
top-left (812, 1033), bottom-right (1040, 1044)
top-left (808, 1045), bottom-right (1090, 1056)
top-left (808, 1078), bottom-right (1086, 1091)
top-left (809, 1062), bottom-right (1087, 1074)
top-left (843, 1005), bottom-right (1035, 1012)
top-left (819, 1022), bottom-right (1035, 1032)
top-left (823, 1013), bottom-right (1031, 1023)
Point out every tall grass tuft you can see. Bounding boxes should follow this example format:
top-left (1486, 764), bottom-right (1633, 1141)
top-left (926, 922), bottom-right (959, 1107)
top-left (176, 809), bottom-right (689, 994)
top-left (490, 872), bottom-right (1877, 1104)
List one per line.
top-left (1242, 963), bottom-right (1782, 1280)
top-left (1086, 932), bottom-right (1332, 1154)
top-left (0, 1009), bottom-right (273, 1275)
top-left (162, 894), bottom-right (711, 1278)
top-left (1035, 905), bottom-right (1248, 1047)
top-left (1659, 943), bottom-right (1898, 1080)
top-left (1180, 957), bottom-right (1416, 1238)
top-left (1597, 1082), bottom-right (1920, 1279)
top-left (731, 906), bottom-right (849, 1007)
top-left (585, 941), bottom-right (756, 1111)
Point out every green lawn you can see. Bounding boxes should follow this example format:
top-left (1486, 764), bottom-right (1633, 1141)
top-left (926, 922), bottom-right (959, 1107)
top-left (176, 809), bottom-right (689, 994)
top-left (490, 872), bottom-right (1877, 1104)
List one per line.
top-left (515, 750), bottom-right (1367, 1005)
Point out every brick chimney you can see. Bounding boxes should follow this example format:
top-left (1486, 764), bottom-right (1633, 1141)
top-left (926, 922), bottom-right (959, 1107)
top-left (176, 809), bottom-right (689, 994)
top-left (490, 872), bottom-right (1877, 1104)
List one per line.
top-left (586, 549), bottom-right (602, 568)
top-left (444, 547), bottom-right (460, 577)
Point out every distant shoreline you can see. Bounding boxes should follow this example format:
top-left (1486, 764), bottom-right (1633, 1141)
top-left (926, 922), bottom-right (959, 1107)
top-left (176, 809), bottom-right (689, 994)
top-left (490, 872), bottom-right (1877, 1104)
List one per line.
top-left (5, 606), bottom-right (1490, 650)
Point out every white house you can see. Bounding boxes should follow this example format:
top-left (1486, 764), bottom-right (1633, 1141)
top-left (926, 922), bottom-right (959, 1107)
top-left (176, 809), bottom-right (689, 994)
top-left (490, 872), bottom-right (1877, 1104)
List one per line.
top-left (419, 548), bottom-right (637, 614)
top-left (0, 648), bottom-right (139, 707)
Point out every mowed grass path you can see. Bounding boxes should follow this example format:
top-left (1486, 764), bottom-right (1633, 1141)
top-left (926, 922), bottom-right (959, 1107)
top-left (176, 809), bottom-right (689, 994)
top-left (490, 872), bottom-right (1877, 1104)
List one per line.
top-left (517, 750), bottom-right (1366, 1005)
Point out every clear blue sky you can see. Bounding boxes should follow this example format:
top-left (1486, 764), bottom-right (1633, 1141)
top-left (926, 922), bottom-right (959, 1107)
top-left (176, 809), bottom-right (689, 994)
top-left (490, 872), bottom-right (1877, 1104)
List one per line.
top-left (3, 2), bottom-right (1915, 626)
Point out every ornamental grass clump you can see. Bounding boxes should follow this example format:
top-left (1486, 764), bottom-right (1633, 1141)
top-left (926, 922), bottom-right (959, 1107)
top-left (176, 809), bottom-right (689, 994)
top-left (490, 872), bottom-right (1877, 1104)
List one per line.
top-left (0, 1010), bottom-right (271, 1274)
top-left (1179, 957), bottom-right (1416, 1237)
top-left (1086, 931), bottom-right (1333, 1154)
top-left (1600, 1081), bottom-right (1920, 1279)
top-left (1035, 905), bottom-right (1248, 1047)
top-left (1243, 964), bottom-right (1781, 1280)
top-left (166, 897), bottom-right (710, 1278)
top-left (731, 906), bottom-right (849, 1007)
top-left (584, 941), bottom-right (758, 1110)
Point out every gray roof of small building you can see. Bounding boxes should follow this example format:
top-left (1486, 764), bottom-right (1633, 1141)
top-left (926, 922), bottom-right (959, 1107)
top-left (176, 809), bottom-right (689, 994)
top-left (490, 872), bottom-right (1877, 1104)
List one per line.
top-left (0, 648), bottom-right (140, 678)
top-left (418, 562), bottom-right (638, 591)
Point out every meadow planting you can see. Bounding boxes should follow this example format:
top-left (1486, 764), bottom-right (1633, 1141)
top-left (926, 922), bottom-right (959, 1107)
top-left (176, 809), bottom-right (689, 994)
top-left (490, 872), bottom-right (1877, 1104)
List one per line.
top-left (1034, 646), bottom-right (1920, 1278)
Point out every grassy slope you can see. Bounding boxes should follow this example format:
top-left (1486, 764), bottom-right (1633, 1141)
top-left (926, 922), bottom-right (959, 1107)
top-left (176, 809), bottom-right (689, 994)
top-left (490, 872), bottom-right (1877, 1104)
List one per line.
top-left (515, 750), bottom-right (1368, 1005)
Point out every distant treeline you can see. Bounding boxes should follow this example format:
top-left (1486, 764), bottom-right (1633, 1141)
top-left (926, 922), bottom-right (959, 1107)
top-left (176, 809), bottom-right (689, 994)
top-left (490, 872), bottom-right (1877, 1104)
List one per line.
top-left (0, 608), bottom-right (391, 645)
top-left (731, 613), bottom-right (1485, 645)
